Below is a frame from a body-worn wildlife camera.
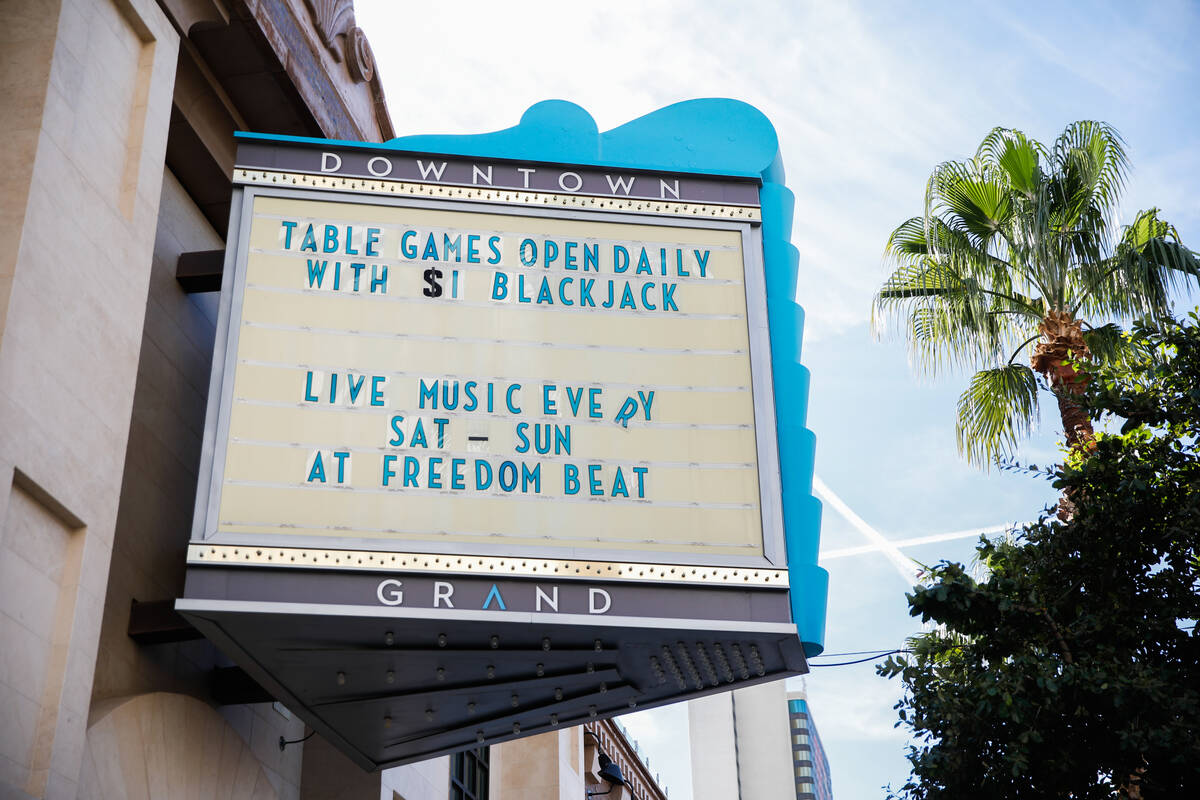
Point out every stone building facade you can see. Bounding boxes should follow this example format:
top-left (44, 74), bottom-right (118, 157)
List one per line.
top-left (0, 2), bottom-right (669, 798)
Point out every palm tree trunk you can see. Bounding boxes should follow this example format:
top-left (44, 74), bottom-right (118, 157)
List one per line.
top-left (1054, 388), bottom-right (1095, 452)
top-left (1031, 310), bottom-right (1096, 453)
top-left (1031, 310), bottom-right (1096, 519)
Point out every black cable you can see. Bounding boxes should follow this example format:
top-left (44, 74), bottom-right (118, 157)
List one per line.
top-left (809, 648), bottom-right (903, 658)
top-left (809, 650), bottom-right (905, 667)
top-left (809, 623), bottom-right (1199, 668)
top-left (279, 729), bottom-right (316, 750)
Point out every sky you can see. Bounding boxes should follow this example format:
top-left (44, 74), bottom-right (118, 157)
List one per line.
top-left (353, 1), bottom-right (1200, 797)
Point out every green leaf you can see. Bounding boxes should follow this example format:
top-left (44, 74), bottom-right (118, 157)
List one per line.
top-left (989, 130), bottom-right (1043, 198)
top-left (1082, 323), bottom-right (1132, 366)
top-left (933, 161), bottom-right (1012, 242)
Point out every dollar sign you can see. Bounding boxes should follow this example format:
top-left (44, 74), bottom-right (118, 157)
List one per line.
top-left (423, 267), bottom-right (443, 297)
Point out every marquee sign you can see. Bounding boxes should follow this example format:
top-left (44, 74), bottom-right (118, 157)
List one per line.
top-left (178, 100), bottom-right (828, 770)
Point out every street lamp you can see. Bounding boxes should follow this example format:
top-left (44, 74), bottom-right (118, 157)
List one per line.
top-left (585, 730), bottom-right (626, 797)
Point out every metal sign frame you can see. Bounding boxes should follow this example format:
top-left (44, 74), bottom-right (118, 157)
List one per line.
top-left (190, 184), bottom-right (787, 569)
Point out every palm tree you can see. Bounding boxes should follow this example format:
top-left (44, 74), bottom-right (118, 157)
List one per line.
top-left (873, 121), bottom-right (1200, 466)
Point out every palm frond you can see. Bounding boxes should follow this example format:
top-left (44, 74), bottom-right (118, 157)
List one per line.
top-left (884, 217), bottom-right (930, 261)
top-left (929, 160), bottom-right (1012, 246)
top-left (1049, 122), bottom-right (1128, 280)
top-left (873, 260), bottom-right (1039, 374)
top-left (945, 177), bottom-right (1013, 243)
top-left (1052, 120), bottom-right (1128, 219)
top-left (876, 261), bottom-right (964, 300)
top-left (875, 212), bottom-right (1046, 376)
top-left (1074, 209), bottom-right (1200, 319)
top-left (905, 305), bottom-right (1008, 376)
top-left (1123, 208), bottom-right (1200, 291)
top-left (956, 365), bottom-right (1040, 467)
top-left (977, 127), bottom-right (1046, 199)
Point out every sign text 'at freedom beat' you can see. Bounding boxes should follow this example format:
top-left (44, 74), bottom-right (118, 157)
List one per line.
top-left (177, 100), bottom-right (828, 770)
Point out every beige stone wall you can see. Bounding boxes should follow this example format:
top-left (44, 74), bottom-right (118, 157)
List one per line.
top-left (0, 0), bottom-right (62, 338)
top-left (0, 0), bottom-right (179, 796)
top-left (78, 692), bottom-right (284, 799)
top-left (0, 477), bottom-right (84, 797)
top-left (490, 728), bottom-right (585, 800)
top-left (2, 0), bottom-right (400, 797)
top-left (217, 702), bottom-right (306, 800)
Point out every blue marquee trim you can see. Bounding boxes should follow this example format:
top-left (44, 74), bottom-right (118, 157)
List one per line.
top-left (236, 100), bottom-right (769, 179)
top-left (241, 99), bottom-right (828, 656)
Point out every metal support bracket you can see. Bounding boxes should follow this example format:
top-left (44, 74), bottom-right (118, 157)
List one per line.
top-left (176, 249), bottom-right (224, 292)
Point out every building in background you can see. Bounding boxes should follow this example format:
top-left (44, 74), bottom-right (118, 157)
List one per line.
top-left (688, 681), bottom-right (833, 800)
top-left (786, 690), bottom-right (832, 800)
top-left (295, 710), bottom-right (668, 800)
top-left (581, 719), bottom-right (669, 800)
top-left (374, 716), bottom-right (667, 800)
top-left (688, 681), bottom-right (797, 800)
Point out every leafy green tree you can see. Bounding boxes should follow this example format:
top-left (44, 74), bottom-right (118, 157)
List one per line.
top-left (872, 121), bottom-right (1200, 465)
top-left (879, 314), bottom-right (1200, 799)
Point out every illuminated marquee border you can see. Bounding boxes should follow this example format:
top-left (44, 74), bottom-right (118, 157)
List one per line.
top-left (233, 168), bottom-right (763, 221)
top-left (187, 543), bottom-right (787, 587)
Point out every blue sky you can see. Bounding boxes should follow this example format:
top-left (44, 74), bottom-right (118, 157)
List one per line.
top-left (355, 1), bottom-right (1200, 796)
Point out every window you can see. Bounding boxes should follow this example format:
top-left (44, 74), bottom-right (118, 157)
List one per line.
top-left (450, 746), bottom-right (489, 800)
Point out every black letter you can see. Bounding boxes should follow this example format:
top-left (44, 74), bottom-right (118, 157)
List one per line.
top-left (423, 267), bottom-right (444, 297)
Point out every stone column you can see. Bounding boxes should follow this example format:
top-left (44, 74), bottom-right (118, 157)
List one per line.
top-left (0, 0), bottom-right (178, 796)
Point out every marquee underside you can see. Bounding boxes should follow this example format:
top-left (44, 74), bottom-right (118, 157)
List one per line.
top-left (178, 574), bottom-right (806, 770)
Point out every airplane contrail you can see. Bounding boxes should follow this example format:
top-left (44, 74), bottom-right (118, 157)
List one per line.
top-left (811, 475), bottom-right (919, 584)
top-left (811, 476), bottom-right (1021, 583)
top-left (820, 524), bottom-right (1016, 560)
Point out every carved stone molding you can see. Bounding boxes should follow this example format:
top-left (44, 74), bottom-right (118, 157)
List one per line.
top-left (346, 25), bottom-right (374, 83)
top-left (304, 0), bottom-right (355, 61)
top-left (302, 0), bottom-right (375, 83)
